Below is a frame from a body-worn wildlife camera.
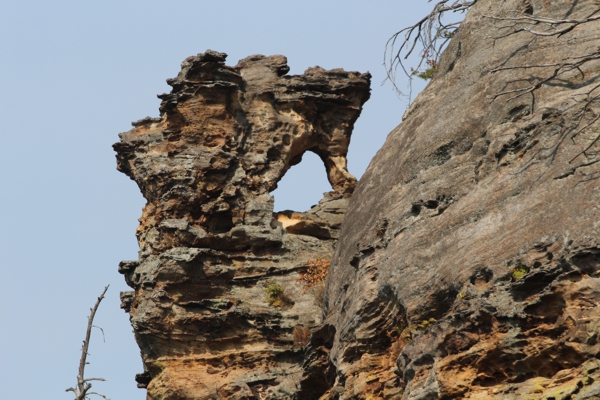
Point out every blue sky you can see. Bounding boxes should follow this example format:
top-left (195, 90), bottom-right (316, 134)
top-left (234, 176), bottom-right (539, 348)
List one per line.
top-left (0, 1), bottom-right (431, 398)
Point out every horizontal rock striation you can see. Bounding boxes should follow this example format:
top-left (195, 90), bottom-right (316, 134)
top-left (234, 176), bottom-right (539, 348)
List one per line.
top-left (114, 50), bottom-right (370, 399)
top-left (319, 0), bottom-right (600, 399)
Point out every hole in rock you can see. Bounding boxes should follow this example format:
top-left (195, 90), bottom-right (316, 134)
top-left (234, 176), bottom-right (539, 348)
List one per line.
top-left (272, 151), bottom-right (332, 212)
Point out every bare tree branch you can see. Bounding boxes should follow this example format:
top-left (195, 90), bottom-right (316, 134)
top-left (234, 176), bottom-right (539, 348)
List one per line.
top-left (92, 325), bottom-right (106, 343)
top-left (384, 0), bottom-right (600, 111)
top-left (482, 4), bottom-right (600, 104)
top-left (479, 8), bottom-right (600, 37)
top-left (488, 48), bottom-right (600, 111)
top-left (384, 0), bottom-right (477, 100)
top-left (385, 1), bottom-right (600, 178)
top-left (480, 5), bottom-right (600, 163)
top-left (66, 285), bottom-right (110, 400)
top-left (569, 84), bottom-right (600, 162)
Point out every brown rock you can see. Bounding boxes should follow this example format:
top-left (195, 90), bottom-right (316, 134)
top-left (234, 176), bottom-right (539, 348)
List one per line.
top-left (114, 50), bottom-right (370, 399)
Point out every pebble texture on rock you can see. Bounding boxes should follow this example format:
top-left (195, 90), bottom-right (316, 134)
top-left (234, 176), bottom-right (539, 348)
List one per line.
top-left (114, 51), bottom-right (370, 399)
top-left (319, 0), bottom-right (600, 398)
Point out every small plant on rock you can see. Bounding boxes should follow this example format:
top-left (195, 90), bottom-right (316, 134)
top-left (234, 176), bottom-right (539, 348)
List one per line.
top-left (413, 59), bottom-right (437, 80)
top-left (151, 361), bottom-right (165, 371)
top-left (264, 280), bottom-right (292, 308)
top-left (398, 318), bottom-right (437, 342)
top-left (512, 264), bottom-right (529, 281)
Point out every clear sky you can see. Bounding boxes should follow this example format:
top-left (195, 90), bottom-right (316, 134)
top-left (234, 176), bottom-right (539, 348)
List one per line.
top-left (0, 1), bottom-right (432, 398)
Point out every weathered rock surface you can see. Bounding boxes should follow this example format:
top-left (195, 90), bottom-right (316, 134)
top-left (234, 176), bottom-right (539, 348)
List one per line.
top-left (116, 1), bottom-right (600, 398)
top-left (114, 50), bottom-right (370, 399)
top-left (319, 0), bottom-right (600, 398)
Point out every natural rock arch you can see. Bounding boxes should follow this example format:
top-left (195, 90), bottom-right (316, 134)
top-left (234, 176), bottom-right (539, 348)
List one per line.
top-left (114, 50), bottom-right (370, 398)
top-left (271, 150), bottom-right (333, 212)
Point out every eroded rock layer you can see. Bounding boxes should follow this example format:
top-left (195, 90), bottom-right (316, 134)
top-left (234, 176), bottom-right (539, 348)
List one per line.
top-left (114, 51), bottom-right (370, 399)
top-left (319, 0), bottom-right (600, 399)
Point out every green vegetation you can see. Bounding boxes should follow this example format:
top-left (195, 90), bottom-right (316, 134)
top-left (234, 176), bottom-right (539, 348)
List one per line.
top-left (152, 361), bottom-right (166, 370)
top-left (416, 67), bottom-right (436, 80)
top-left (436, 29), bottom-right (455, 39)
top-left (264, 280), bottom-right (292, 308)
top-left (391, 318), bottom-right (437, 342)
top-left (412, 58), bottom-right (437, 81)
top-left (512, 264), bottom-right (529, 281)
top-left (409, 318), bottom-right (436, 334)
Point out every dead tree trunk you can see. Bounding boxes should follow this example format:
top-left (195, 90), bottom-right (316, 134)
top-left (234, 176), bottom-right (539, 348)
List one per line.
top-left (65, 285), bottom-right (110, 400)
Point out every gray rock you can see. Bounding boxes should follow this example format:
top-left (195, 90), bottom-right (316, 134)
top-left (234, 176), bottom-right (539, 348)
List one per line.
top-left (322, 0), bottom-right (600, 398)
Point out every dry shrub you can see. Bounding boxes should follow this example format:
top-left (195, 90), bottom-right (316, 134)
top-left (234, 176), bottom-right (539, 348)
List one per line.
top-left (293, 324), bottom-right (311, 348)
top-left (298, 257), bottom-right (331, 293)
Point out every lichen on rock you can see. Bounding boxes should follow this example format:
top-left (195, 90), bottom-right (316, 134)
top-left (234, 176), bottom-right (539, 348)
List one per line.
top-left (114, 50), bottom-right (370, 399)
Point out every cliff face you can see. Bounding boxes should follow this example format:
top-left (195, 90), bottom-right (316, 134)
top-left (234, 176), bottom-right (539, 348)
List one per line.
top-left (114, 51), bottom-right (370, 399)
top-left (117, 1), bottom-right (600, 399)
top-left (321, 0), bottom-right (600, 399)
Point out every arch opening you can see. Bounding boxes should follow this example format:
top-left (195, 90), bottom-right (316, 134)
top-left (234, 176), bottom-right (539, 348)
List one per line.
top-left (272, 151), bottom-right (333, 212)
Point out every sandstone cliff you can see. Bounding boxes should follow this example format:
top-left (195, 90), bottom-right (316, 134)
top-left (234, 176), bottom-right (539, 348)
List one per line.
top-left (320, 0), bottom-right (600, 399)
top-left (114, 50), bottom-right (370, 399)
top-left (116, 0), bottom-right (600, 399)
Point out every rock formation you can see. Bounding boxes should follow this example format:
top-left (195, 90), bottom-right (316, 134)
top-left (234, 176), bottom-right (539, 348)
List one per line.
top-left (318, 0), bottom-right (600, 399)
top-left (114, 50), bottom-right (370, 399)
top-left (116, 1), bottom-right (600, 399)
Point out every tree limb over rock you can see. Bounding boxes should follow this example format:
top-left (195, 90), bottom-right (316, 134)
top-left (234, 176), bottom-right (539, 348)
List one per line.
top-left (386, 0), bottom-right (600, 168)
top-left (384, 0), bottom-right (477, 100)
top-left (480, 7), bottom-right (600, 37)
top-left (480, 4), bottom-right (600, 163)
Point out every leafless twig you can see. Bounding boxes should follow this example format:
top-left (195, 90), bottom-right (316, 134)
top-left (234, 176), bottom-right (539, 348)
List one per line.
top-left (385, 1), bottom-right (600, 169)
top-left (569, 83), bottom-right (600, 163)
top-left (482, 4), bottom-right (600, 163)
top-left (480, 8), bottom-right (600, 37)
top-left (384, 0), bottom-right (476, 100)
top-left (483, 3), bottom-right (600, 110)
top-left (489, 48), bottom-right (600, 111)
top-left (65, 285), bottom-right (110, 400)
